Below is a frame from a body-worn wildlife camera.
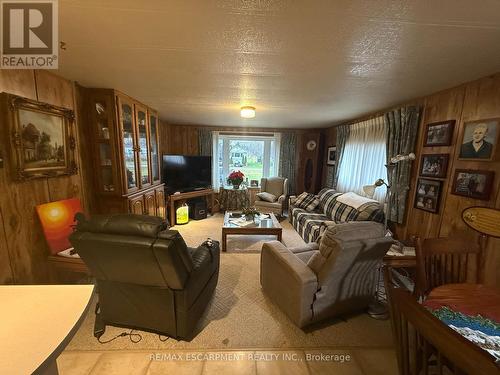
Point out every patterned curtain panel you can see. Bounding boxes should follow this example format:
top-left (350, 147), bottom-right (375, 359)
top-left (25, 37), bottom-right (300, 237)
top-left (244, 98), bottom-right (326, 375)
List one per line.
top-left (278, 132), bottom-right (297, 195)
top-left (333, 124), bottom-right (350, 189)
top-left (198, 128), bottom-right (213, 156)
top-left (325, 167), bottom-right (335, 188)
top-left (385, 106), bottom-right (422, 224)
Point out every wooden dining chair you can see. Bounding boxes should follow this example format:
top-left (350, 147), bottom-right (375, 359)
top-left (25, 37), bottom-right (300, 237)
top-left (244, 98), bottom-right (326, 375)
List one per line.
top-left (414, 235), bottom-right (485, 299)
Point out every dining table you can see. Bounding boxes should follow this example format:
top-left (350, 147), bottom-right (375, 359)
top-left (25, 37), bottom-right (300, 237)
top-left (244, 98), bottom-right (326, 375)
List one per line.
top-left (0, 285), bottom-right (94, 375)
top-left (423, 283), bottom-right (500, 362)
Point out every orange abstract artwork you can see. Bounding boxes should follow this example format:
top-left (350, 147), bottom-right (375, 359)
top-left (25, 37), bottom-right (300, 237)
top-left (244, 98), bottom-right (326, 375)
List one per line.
top-left (36, 198), bottom-right (83, 254)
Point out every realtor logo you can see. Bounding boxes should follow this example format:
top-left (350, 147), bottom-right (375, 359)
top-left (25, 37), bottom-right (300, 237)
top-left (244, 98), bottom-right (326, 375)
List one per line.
top-left (1, 0), bottom-right (58, 69)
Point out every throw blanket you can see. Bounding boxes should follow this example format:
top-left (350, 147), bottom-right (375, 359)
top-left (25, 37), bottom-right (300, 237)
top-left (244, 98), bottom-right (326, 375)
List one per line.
top-left (336, 192), bottom-right (379, 210)
top-left (425, 302), bottom-right (500, 362)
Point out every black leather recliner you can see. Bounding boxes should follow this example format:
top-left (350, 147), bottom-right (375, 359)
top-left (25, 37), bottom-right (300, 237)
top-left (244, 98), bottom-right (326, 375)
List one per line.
top-left (69, 214), bottom-right (220, 340)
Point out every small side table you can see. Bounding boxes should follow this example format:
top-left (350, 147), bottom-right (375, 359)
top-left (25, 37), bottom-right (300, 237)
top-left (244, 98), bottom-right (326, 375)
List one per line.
top-left (219, 186), bottom-right (250, 211)
top-left (0, 285), bottom-right (94, 375)
top-left (383, 254), bottom-right (417, 290)
top-left (247, 186), bottom-right (261, 206)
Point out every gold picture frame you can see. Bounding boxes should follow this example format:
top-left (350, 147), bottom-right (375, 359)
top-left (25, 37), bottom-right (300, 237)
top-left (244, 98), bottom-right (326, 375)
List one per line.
top-left (4, 93), bottom-right (77, 181)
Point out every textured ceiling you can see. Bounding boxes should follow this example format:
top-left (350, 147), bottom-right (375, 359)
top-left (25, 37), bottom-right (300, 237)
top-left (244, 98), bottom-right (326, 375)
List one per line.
top-left (58, 0), bottom-right (500, 128)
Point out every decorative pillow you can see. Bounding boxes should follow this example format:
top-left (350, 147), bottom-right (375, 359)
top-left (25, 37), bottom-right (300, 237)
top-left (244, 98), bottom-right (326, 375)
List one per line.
top-left (257, 192), bottom-right (277, 202)
top-left (295, 192), bottom-right (320, 212)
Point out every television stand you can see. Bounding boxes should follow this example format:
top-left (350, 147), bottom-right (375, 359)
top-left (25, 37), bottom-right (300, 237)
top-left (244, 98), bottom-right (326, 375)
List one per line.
top-left (168, 188), bottom-right (215, 226)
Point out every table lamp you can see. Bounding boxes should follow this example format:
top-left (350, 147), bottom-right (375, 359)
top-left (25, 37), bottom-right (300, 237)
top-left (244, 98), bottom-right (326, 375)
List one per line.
top-left (363, 178), bottom-right (390, 230)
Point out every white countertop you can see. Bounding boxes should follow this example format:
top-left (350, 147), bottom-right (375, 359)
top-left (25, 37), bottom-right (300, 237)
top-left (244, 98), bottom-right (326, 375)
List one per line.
top-left (0, 284), bottom-right (94, 375)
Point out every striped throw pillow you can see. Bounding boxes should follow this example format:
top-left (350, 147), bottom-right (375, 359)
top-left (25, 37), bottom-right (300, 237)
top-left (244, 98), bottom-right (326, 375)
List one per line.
top-left (295, 192), bottom-right (320, 212)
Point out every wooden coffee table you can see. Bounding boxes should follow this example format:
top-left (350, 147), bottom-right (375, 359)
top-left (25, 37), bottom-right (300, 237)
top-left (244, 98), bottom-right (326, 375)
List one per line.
top-left (222, 211), bottom-right (282, 252)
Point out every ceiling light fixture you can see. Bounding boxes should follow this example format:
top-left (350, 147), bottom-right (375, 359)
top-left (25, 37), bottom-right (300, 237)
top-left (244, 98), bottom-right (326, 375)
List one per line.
top-left (240, 106), bottom-right (256, 119)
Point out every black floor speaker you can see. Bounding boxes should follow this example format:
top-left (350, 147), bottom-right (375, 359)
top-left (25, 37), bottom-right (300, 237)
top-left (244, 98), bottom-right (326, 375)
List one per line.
top-left (189, 198), bottom-right (207, 220)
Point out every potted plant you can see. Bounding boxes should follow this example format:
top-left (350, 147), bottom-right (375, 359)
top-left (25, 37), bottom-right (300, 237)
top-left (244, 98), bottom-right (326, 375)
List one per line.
top-left (242, 206), bottom-right (260, 222)
top-left (227, 170), bottom-right (245, 189)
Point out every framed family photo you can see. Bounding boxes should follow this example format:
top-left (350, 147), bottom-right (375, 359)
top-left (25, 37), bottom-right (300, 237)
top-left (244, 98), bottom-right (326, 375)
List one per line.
top-left (451, 169), bottom-right (494, 200)
top-left (420, 154), bottom-right (449, 178)
top-left (458, 118), bottom-right (499, 160)
top-left (4, 94), bottom-right (77, 181)
top-left (414, 178), bottom-right (443, 214)
top-left (424, 120), bottom-right (455, 147)
top-left (327, 146), bottom-right (337, 165)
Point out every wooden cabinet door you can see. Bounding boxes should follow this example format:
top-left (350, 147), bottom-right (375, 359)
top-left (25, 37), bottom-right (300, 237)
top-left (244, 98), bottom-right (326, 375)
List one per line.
top-left (135, 104), bottom-right (152, 189)
top-left (129, 195), bottom-right (145, 215)
top-left (148, 110), bottom-right (161, 184)
top-left (144, 190), bottom-right (156, 216)
top-left (91, 92), bottom-right (119, 194)
top-left (155, 188), bottom-right (165, 219)
top-left (117, 94), bottom-right (140, 194)
top-left (248, 187), bottom-right (261, 206)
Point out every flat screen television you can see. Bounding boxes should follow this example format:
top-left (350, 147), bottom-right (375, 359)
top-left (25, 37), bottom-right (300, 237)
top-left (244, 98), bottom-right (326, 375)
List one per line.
top-left (162, 155), bottom-right (212, 193)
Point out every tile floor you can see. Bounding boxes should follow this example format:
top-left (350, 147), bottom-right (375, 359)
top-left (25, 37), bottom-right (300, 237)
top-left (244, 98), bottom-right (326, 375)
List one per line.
top-left (57, 348), bottom-right (398, 375)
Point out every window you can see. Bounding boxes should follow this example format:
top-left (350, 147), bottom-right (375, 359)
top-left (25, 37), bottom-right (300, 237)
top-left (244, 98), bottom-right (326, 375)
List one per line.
top-left (212, 132), bottom-right (280, 190)
top-left (336, 116), bottom-right (387, 202)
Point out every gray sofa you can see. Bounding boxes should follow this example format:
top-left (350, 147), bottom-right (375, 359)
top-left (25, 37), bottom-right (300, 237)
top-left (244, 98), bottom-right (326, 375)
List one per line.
top-left (260, 221), bottom-right (392, 328)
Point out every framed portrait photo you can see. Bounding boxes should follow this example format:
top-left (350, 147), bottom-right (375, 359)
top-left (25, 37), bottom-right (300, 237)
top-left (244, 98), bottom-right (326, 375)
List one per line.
top-left (3, 94), bottom-right (77, 181)
top-left (419, 154), bottom-right (449, 178)
top-left (458, 118), bottom-right (499, 161)
top-left (451, 169), bottom-right (494, 200)
top-left (424, 120), bottom-right (455, 147)
top-left (414, 178), bottom-right (443, 214)
top-left (327, 146), bottom-right (336, 165)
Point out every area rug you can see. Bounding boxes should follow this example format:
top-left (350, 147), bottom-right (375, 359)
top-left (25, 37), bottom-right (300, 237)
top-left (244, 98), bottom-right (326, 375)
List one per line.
top-left (66, 214), bottom-right (393, 351)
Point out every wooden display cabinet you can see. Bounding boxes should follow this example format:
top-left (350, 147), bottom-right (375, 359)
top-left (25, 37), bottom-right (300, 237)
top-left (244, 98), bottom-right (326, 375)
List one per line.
top-left (83, 88), bottom-right (165, 218)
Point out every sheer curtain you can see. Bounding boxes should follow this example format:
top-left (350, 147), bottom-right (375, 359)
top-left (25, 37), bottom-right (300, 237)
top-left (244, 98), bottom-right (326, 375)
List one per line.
top-left (336, 116), bottom-right (387, 202)
top-left (211, 131), bottom-right (220, 191)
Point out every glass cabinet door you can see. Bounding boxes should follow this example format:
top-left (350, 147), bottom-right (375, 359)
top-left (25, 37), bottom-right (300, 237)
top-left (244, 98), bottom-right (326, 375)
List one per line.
top-left (118, 98), bottom-right (139, 192)
top-left (136, 106), bottom-right (151, 187)
top-left (149, 112), bottom-right (160, 183)
top-left (93, 98), bottom-right (116, 193)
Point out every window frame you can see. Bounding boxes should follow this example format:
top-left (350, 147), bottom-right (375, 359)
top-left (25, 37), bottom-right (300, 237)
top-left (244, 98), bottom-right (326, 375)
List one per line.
top-left (213, 132), bottom-right (281, 190)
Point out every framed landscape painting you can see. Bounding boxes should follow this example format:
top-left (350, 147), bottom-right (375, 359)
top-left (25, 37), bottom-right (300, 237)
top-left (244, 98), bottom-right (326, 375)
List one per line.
top-left (4, 94), bottom-right (77, 181)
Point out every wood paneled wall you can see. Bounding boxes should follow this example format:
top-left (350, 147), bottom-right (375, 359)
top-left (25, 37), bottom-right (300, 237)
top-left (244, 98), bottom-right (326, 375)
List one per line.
top-left (322, 73), bottom-right (500, 287)
top-left (158, 122), bottom-right (314, 157)
top-left (0, 70), bottom-right (85, 284)
top-left (157, 123), bottom-right (325, 208)
top-left (321, 127), bottom-right (337, 188)
top-left (158, 122), bottom-right (199, 156)
top-left (410, 74), bottom-right (500, 287)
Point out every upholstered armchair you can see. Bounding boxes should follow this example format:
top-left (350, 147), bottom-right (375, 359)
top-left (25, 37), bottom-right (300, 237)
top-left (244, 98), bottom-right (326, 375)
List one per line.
top-left (254, 177), bottom-right (288, 216)
top-left (69, 214), bottom-right (220, 340)
top-left (260, 221), bottom-right (392, 328)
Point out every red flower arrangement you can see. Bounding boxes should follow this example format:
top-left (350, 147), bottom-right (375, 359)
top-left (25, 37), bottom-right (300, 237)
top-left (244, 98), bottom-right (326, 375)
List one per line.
top-left (227, 170), bottom-right (245, 186)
